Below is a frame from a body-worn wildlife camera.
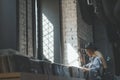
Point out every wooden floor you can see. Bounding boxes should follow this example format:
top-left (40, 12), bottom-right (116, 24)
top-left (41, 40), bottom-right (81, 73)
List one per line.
top-left (0, 73), bottom-right (85, 80)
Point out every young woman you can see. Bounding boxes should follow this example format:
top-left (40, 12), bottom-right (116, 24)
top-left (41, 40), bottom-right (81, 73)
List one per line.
top-left (81, 44), bottom-right (103, 80)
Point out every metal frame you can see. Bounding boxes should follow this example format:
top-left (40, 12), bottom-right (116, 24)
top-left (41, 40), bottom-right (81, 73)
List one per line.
top-left (37, 0), bottom-right (43, 60)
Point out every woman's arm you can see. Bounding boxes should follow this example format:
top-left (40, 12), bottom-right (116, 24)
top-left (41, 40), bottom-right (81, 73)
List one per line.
top-left (83, 57), bottom-right (102, 71)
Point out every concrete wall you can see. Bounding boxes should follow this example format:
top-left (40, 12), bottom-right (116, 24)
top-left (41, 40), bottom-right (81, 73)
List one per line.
top-left (41, 0), bottom-right (61, 63)
top-left (0, 0), bottom-right (17, 50)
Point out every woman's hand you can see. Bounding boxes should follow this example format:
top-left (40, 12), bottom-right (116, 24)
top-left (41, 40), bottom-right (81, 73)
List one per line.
top-left (81, 67), bottom-right (90, 72)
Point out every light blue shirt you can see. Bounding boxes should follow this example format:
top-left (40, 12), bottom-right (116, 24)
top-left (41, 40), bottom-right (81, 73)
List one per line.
top-left (84, 56), bottom-right (102, 80)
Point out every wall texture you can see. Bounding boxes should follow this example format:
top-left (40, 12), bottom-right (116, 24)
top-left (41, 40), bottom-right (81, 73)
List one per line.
top-left (61, 0), bottom-right (93, 66)
top-left (18, 0), bottom-right (33, 57)
top-left (0, 0), bottom-right (34, 57)
top-left (61, 0), bottom-right (79, 66)
top-left (77, 5), bottom-right (93, 43)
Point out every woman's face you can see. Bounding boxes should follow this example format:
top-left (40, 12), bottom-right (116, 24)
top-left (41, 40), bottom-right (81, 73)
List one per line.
top-left (85, 49), bottom-right (93, 57)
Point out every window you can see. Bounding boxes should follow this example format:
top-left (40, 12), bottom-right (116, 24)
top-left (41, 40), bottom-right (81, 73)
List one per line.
top-left (42, 13), bottom-right (54, 62)
top-left (35, 0), bottom-right (61, 63)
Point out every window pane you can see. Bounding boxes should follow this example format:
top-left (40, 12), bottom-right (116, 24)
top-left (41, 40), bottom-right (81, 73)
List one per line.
top-left (42, 13), bottom-right (54, 63)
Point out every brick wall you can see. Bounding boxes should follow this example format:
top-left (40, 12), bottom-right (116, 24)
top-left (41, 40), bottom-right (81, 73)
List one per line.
top-left (61, 0), bottom-right (80, 66)
top-left (27, 0), bottom-right (33, 57)
top-left (19, 0), bottom-right (27, 55)
top-left (18, 0), bottom-right (33, 57)
top-left (61, 0), bottom-right (93, 66)
top-left (18, 0), bottom-right (93, 63)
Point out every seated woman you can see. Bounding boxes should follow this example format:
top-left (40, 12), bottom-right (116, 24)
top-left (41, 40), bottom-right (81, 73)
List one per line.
top-left (81, 44), bottom-right (103, 80)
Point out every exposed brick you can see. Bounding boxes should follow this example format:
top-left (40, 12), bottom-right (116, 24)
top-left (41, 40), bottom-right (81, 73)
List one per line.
top-left (18, 0), bottom-right (33, 57)
top-left (19, 0), bottom-right (27, 55)
top-left (62, 0), bottom-right (80, 67)
top-left (27, 0), bottom-right (33, 57)
top-left (61, 0), bottom-right (93, 66)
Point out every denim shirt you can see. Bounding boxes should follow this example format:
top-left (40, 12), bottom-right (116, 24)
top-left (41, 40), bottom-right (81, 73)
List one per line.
top-left (85, 56), bottom-right (102, 80)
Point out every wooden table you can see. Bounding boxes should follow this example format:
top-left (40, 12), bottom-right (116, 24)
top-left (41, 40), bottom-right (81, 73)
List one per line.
top-left (0, 73), bottom-right (48, 80)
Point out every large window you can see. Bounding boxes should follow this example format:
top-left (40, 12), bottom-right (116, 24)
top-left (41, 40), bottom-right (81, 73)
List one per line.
top-left (35, 0), bottom-right (61, 63)
top-left (42, 13), bottom-right (54, 62)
